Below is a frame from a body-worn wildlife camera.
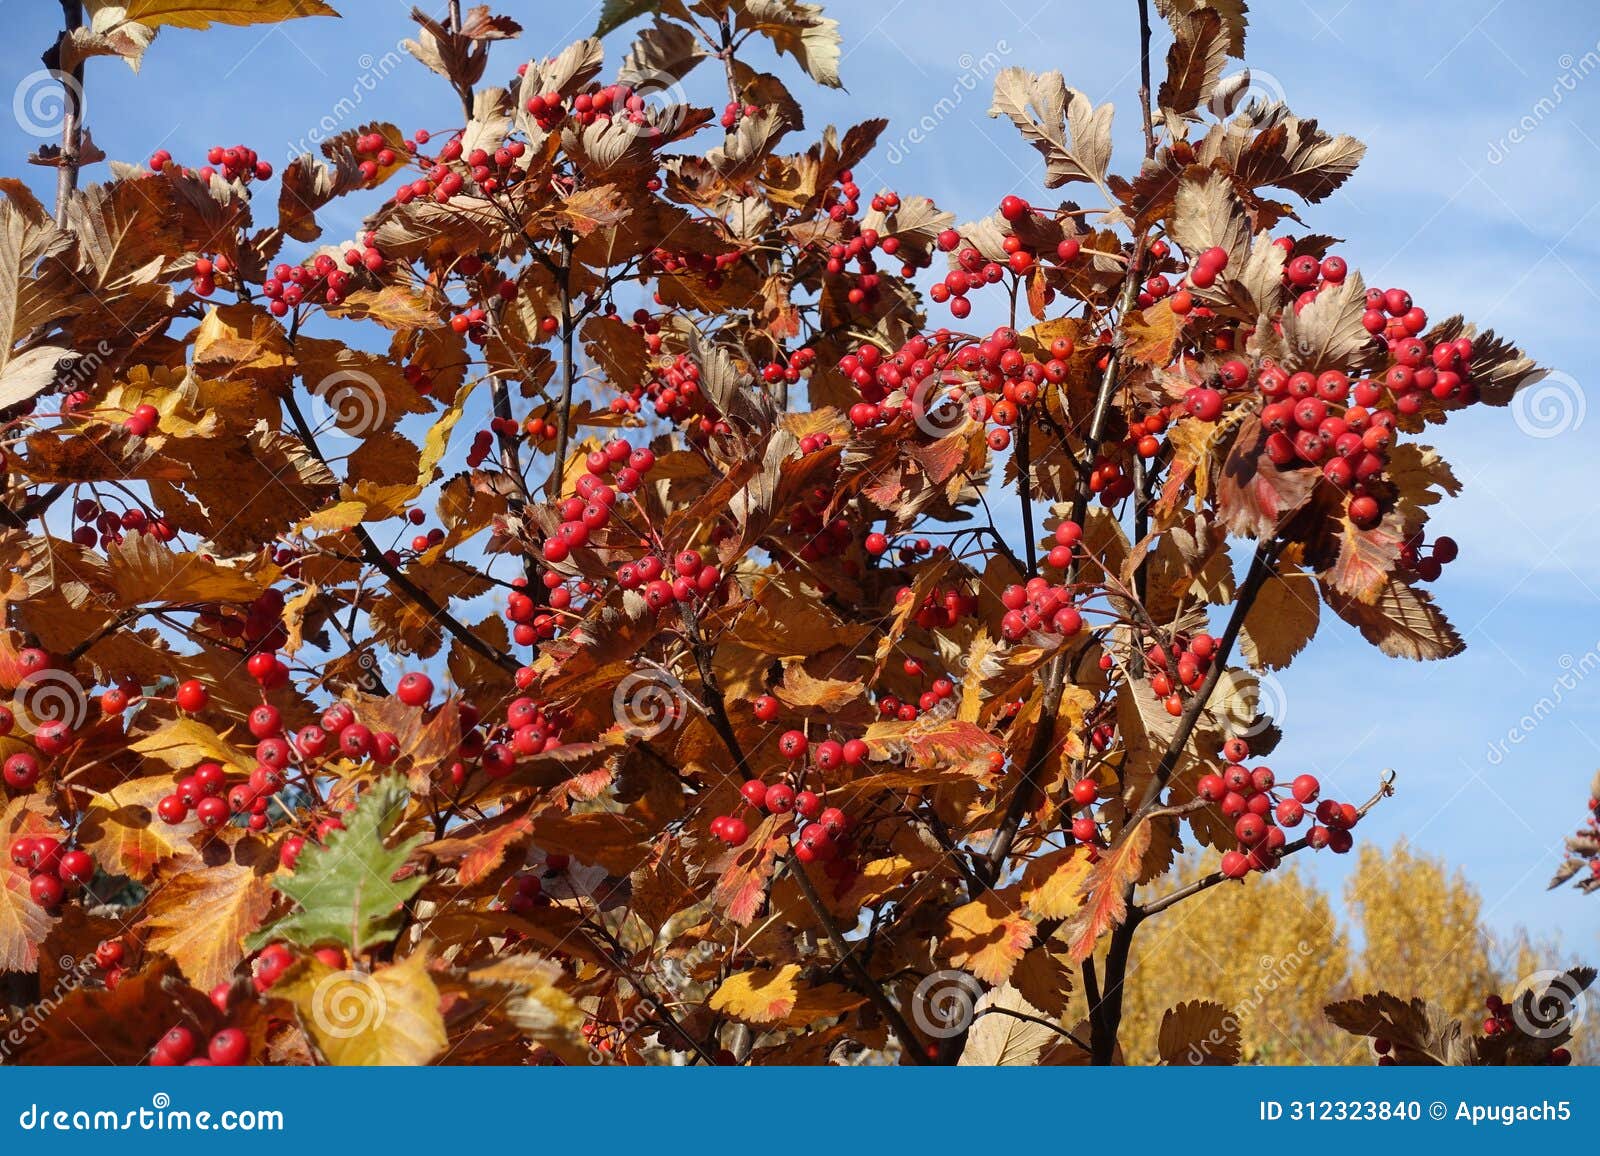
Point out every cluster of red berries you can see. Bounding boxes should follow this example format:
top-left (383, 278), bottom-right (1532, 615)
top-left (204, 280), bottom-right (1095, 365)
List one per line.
top-left (519, 85), bottom-right (567, 131)
top-left (392, 134), bottom-right (530, 205)
top-left (149, 1024), bottom-right (249, 1067)
top-left (928, 196), bottom-right (1082, 320)
top-left (842, 322), bottom-right (1075, 454)
top-left (538, 439), bottom-right (657, 563)
top-left (145, 144), bottom-right (272, 184)
top-left (155, 755), bottom-right (281, 833)
top-left (759, 347), bottom-right (819, 393)
top-left (8, 834), bottom-right (94, 910)
top-left (69, 496), bottom-right (176, 548)
top-left (503, 854), bottom-right (569, 915)
top-left (1138, 239), bottom-right (1228, 315)
top-left (1193, 738), bottom-right (1356, 877)
top-left (122, 403), bottom-right (161, 438)
top-left (193, 587), bottom-right (290, 658)
top-left (351, 130), bottom-right (399, 183)
top-left (1399, 532), bottom-right (1458, 583)
top-left (1, 649), bottom-right (74, 756)
top-left (189, 253), bottom-right (234, 298)
top-left (1131, 630), bottom-right (1218, 718)
top-left (261, 240), bottom-right (387, 317)
top-left (480, 694), bottom-right (569, 777)
top-left (720, 99), bottom-right (763, 129)
top-left (710, 731), bottom-right (860, 873)
top-left (881, 657), bottom-right (960, 718)
top-left (999, 580), bottom-right (1084, 642)
top-left (888, 579), bottom-right (981, 636)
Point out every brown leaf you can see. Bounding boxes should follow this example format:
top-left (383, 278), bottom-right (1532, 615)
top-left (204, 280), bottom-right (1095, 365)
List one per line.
top-left (1320, 577), bottom-right (1464, 661)
top-left (1158, 9), bottom-right (1227, 119)
top-left (1159, 999), bottom-right (1241, 1065)
top-left (1239, 560), bottom-right (1319, 669)
top-left (142, 838), bottom-right (276, 991)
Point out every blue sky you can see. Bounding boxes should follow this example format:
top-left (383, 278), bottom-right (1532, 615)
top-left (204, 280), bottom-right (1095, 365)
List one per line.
top-left (5, 1), bottom-right (1600, 961)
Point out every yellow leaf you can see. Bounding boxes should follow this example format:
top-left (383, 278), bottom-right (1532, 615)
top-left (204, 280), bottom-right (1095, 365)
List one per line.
top-left (130, 717), bottom-right (247, 773)
top-left (943, 891), bottom-right (1036, 985)
top-left (1020, 846), bottom-right (1096, 919)
top-left (710, 963), bottom-right (863, 1027)
top-left (90, 1), bottom-right (340, 33)
top-left (280, 951), bottom-right (446, 1066)
top-left (141, 839), bottom-right (275, 990)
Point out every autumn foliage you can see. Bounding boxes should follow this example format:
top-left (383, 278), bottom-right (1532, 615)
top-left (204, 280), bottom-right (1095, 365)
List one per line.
top-left (0, 0), bottom-right (1589, 1066)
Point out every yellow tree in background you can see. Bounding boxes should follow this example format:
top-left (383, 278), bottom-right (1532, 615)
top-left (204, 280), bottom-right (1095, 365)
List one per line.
top-left (1110, 842), bottom-right (1580, 1065)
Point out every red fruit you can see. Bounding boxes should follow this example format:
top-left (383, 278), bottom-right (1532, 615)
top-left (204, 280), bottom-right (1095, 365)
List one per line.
top-left (740, 779), bottom-right (769, 810)
top-left (1275, 799), bottom-right (1305, 827)
top-left (9, 836), bottom-right (35, 868)
top-left (1071, 779), bottom-right (1098, 806)
top-left (794, 790), bottom-right (822, 819)
top-left (1197, 773), bottom-right (1228, 802)
top-left (29, 874), bottom-right (65, 908)
top-left (175, 679), bottom-right (209, 712)
top-left (157, 795), bottom-right (188, 824)
top-left (196, 796), bottom-right (230, 829)
top-left (1070, 816), bottom-right (1098, 843)
top-left (1220, 850), bottom-right (1250, 879)
top-left (1222, 737), bottom-right (1249, 762)
top-left (3, 751), bottom-right (40, 790)
top-left (207, 1029), bottom-right (248, 1066)
top-left (248, 704), bottom-right (282, 738)
top-left (279, 835), bottom-right (305, 870)
top-left (34, 720), bottom-right (72, 755)
top-left (1234, 814), bottom-right (1267, 845)
top-left (778, 730), bottom-right (808, 759)
top-left (159, 1026), bottom-right (198, 1065)
top-left (864, 532), bottom-right (889, 556)
top-left (719, 816), bottom-right (749, 845)
top-left (841, 738), bottom-right (869, 766)
top-left (396, 672), bottom-right (433, 708)
top-left (814, 740), bottom-right (845, 770)
top-left (764, 783), bottom-right (796, 814)
top-left (246, 652), bottom-right (278, 682)
top-left (1291, 774), bottom-right (1320, 803)
top-left (752, 694), bottom-right (779, 722)
top-left (58, 849), bottom-right (94, 885)
top-left (1184, 387), bottom-right (1224, 422)
top-left (94, 939), bottom-right (124, 968)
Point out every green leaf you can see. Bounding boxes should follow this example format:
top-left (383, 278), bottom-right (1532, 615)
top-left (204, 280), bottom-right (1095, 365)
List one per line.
top-left (247, 777), bottom-right (425, 955)
top-left (594, 0), bottom-right (661, 38)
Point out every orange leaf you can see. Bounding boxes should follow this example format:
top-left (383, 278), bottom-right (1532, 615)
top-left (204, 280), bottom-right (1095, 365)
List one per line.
top-left (943, 890), bottom-right (1035, 985)
top-left (1064, 820), bottom-right (1152, 962)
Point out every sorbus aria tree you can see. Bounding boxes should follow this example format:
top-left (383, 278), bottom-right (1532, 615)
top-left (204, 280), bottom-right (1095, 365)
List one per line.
top-left (0, 0), bottom-right (1588, 1065)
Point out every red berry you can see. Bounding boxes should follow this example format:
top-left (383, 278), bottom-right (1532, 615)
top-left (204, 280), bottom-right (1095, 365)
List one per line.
top-left (207, 1028), bottom-right (248, 1066)
top-left (396, 672), bottom-right (433, 708)
top-left (175, 679), bottom-right (209, 712)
